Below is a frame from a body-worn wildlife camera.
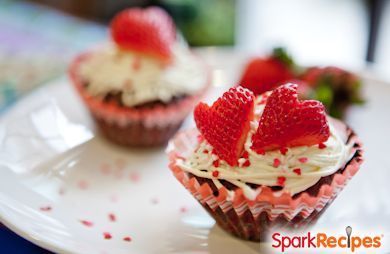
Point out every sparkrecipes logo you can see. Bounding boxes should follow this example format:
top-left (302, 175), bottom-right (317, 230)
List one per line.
top-left (271, 226), bottom-right (383, 252)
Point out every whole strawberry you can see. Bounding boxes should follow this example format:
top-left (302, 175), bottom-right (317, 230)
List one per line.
top-left (239, 48), bottom-right (294, 95)
top-left (110, 7), bottom-right (176, 62)
top-left (301, 66), bottom-right (364, 118)
top-left (194, 86), bottom-right (255, 166)
top-left (251, 83), bottom-right (330, 152)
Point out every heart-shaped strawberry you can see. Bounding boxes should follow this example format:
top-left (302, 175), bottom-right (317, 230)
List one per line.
top-left (194, 87), bottom-right (255, 166)
top-left (251, 83), bottom-right (330, 152)
top-left (110, 7), bottom-right (176, 62)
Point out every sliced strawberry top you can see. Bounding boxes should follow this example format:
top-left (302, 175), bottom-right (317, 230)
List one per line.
top-left (239, 57), bottom-right (293, 95)
top-left (194, 87), bottom-right (255, 166)
top-left (110, 7), bottom-right (176, 62)
top-left (251, 83), bottom-right (330, 152)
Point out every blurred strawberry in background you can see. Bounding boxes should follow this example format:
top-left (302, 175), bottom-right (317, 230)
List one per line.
top-left (239, 48), bottom-right (294, 95)
top-left (301, 66), bottom-right (364, 118)
top-left (239, 48), bottom-right (364, 119)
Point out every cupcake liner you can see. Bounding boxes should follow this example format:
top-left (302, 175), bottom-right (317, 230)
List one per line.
top-left (168, 122), bottom-right (363, 241)
top-left (68, 52), bottom-right (210, 146)
top-left (94, 115), bottom-right (183, 147)
top-left (69, 52), bottom-right (211, 129)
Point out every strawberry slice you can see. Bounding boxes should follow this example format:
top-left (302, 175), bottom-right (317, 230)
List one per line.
top-left (110, 7), bottom-right (176, 62)
top-left (239, 48), bottom-right (294, 95)
top-left (194, 87), bottom-right (255, 166)
top-left (251, 83), bottom-right (330, 152)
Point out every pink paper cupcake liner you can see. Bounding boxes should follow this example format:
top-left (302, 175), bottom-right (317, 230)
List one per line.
top-left (168, 122), bottom-right (363, 241)
top-left (68, 52), bottom-right (210, 146)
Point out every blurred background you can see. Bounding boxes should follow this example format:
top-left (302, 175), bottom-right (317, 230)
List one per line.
top-left (0, 0), bottom-right (389, 252)
top-left (1, 0), bottom-right (390, 112)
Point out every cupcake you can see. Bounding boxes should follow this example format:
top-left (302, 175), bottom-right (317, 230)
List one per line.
top-left (69, 7), bottom-right (209, 146)
top-left (168, 83), bottom-right (363, 241)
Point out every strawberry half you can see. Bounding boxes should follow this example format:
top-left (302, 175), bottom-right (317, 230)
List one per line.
top-left (251, 83), bottom-right (330, 152)
top-left (110, 7), bottom-right (176, 62)
top-left (239, 48), bottom-right (294, 95)
top-left (194, 87), bottom-right (255, 166)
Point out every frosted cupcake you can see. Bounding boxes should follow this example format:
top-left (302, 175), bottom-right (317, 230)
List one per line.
top-left (168, 83), bottom-right (363, 241)
top-left (69, 7), bottom-right (209, 146)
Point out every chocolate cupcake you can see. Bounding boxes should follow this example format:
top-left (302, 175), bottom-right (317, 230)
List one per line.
top-left (69, 7), bottom-right (209, 147)
top-left (168, 83), bottom-right (363, 241)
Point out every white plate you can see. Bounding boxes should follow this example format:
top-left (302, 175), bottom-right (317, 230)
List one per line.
top-left (1, 67), bottom-right (390, 253)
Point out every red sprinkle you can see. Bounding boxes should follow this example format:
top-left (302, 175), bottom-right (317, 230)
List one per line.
top-left (257, 148), bottom-right (266, 155)
top-left (293, 168), bottom-right (302, 175)
top-left (132, 56), bottom-right (142, 70)
top-left (100, 163), bottom-right (111, 175)
top-left (77, 180), bottom-right (89, 190)
top-left (151, 198), bottom-right (159, 204)
top-left (277, 176), bottom-right (286, 186)
top-left (298, 157), bottom-right (308, 163)
top-left (108, 213), bottom-right (116, 222)
top-left (109, 194), bottom-right (118, 203)
top-left (123, 236), bottom-right (132, 242)
top-left (80, 220), bottom-right (93, 227)
top-left (40, 206), bottom-right (52, 212)
top-left (103, 232), bottom-right (112, 240)
top-left (213, 160), bottom-right (220, 168)
top-left (318, 143), bottom-right (327, 149)
top-left (203, 149), bottom-right (209, 154)
top-left (212, 170), bottom-right (220, 177)
top-left (273, 158), bottom-right (281, 168)
top-left (280, 147), bottom-right (288, 155)
top-left (242, 151), bottom-right (249, 159)
top-left (129, 172), bottom-right (140, 183)
top-left (242, 160), bottom-right (251, 167)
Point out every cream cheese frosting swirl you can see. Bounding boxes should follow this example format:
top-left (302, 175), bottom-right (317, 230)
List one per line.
top-left (177, 93), bottom-right (354, 200)
top-left (78, 43), bottom-right (208, 107)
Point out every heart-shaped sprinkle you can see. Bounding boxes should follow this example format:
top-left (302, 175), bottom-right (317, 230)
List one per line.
top-left (293, 168), bottom-right (302, 175)
top-left (277, 176), bottom-right (286, 186)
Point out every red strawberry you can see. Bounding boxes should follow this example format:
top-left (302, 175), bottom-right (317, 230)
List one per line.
top-left (239, 49), bottom-right (294, 95)
top-left (251, 83), bottom-right (330, 152)
top-left (110, 7), bottom-right (176, 62)
top-left (194, 87), bottom-right (255, 166)
top-left (302, 66), bottom-right (358, 88)
top-left (301, 66), bottom-right (364, 118)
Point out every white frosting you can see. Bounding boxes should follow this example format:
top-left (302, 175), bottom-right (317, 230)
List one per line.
top-left (177, 94), bottom-right (354, 200)
top-left (78, 43), bottom-right (208, 106)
